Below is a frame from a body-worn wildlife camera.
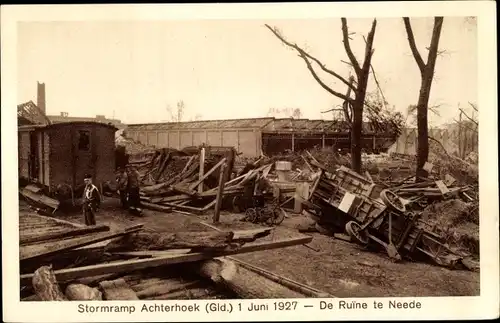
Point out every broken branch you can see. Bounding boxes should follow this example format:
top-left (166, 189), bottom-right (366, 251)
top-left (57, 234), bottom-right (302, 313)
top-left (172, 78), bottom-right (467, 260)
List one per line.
top-left (341, 18), bottom-right (362, 76)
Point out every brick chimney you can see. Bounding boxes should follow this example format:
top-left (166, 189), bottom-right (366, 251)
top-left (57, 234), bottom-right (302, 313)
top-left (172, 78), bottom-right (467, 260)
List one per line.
top-left (37, 82), bottom-right (46, 114)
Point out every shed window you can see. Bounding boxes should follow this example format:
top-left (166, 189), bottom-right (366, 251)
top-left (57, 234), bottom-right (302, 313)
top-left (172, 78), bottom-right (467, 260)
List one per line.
top-left (78, 131), bottom-right (90, 151)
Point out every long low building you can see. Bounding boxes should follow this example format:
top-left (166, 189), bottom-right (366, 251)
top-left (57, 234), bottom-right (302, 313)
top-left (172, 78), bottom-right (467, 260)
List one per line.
top-left (125, 118), bottom-right (399, 157)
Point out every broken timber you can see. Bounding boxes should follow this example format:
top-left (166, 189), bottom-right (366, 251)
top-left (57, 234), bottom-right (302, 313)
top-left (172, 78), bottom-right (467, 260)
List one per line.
top-left (20, 224), bottom-right (143, 261)
top-left (195, 258), bottom-right (305, 299)
top-left (104, 228), bottom-right (273, 252)
top-left (20, 235), bottom-right (312, 284)
top-left (20, 224), bottom-right (110, 245)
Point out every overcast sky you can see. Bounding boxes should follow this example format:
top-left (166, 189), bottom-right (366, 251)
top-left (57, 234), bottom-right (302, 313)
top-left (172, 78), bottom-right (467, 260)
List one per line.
top-left (17, 17), bottom-right (477, 126)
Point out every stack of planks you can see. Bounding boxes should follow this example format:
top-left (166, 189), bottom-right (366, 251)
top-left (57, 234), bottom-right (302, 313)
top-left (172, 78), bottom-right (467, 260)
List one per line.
top-left (20, 213), bottom-right (323, 301)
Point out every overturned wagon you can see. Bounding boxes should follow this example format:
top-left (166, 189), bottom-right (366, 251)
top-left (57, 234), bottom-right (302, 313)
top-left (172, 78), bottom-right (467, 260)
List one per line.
top-left (303, 166), bottom-right (463, 268)
top-left (18, 122), bottom-right (117, 202)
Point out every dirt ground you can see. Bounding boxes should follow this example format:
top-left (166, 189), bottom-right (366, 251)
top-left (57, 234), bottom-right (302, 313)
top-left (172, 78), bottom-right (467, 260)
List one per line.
top-left (22, 197), bottom-right (480, 298)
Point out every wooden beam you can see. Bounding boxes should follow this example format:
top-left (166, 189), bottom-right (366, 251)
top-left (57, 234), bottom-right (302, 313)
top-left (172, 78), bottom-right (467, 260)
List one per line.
top-left (20, 224), bottom-right (144, 261)
top-left (213, 162), bottom-right (227, 223)
top-left (188, 157), bottom-right (226, 191)
top-left (27, 214), bottom-right (85, 228)
top-left (20, 224), bottom-right (110, 245)
top-left (20, 235), bottom-right (313, 284)
top-left (198, 148), bottom-right (205, 193)
top-left (141, 202), bottom-right (173, 213)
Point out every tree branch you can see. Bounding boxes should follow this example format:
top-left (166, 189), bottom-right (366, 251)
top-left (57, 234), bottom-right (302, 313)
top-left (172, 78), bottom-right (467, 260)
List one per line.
top-left (425, 17), bottom-right (444, 72)
top-left (468, 101), bottom-right (478, 111)
top-left (361, 19), bottom-right (377, 73)
top-left (459, 107), bottom-right (478, 126)
top-left (370, 64), bottom-right (387, 109)
top-left (341, 18), bottom-right (362, 76)
top-left (403, 17), bottom-right (426, 72)
top-left (296, 50), bottom-right (354, 102)
top-left (265, 24), bottom-right (356, 91)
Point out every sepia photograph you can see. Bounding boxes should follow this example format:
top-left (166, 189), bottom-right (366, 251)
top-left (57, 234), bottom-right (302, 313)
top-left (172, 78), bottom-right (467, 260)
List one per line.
top-left (2, 2), bottom-right (498, 322)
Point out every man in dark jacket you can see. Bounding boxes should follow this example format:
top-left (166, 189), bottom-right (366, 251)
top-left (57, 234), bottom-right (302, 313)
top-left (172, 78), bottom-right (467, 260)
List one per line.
top-left (126, 166), bottom-right (142, 214)
top-left (82, 174), bottom-right (101, 225)
top-left (116, 167), bottom-right (129, 209)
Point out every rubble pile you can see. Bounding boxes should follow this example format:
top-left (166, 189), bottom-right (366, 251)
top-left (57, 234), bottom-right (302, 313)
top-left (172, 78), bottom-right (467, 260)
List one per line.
top-left (299, 151), bottom-right (479, 271)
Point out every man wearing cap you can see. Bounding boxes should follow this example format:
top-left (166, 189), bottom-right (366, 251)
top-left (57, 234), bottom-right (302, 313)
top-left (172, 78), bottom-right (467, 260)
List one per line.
top-left (126, 166), bottom-right (142, 215)
top-left (82, 174), bottom-right (101, 225)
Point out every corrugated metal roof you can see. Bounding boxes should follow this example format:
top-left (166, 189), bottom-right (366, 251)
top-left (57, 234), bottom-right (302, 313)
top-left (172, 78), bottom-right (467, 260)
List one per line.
top-left (127, 118), bottom-right (274, 131)
top-left (126, 117), bottom-right (384, 134)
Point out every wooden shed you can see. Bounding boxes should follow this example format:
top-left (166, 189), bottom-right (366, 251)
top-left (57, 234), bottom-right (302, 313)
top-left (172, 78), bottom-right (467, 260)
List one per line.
top-left (18, 122), bottom-right (117, 195)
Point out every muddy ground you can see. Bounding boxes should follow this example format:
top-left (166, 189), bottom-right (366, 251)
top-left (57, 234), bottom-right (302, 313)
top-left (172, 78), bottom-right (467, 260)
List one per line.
top-left (20, 198), bottom-right (480, 298)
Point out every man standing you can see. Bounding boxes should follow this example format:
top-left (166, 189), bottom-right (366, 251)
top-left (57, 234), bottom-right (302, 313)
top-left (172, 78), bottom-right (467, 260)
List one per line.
top-left (116, 167), bottom-right (129, 209)
top-left (253, 170), bottom-right (270, 208)
top-left (82, 174), bottom-right (101, 226)
top-left (126, 166), bottom-right (142, 215)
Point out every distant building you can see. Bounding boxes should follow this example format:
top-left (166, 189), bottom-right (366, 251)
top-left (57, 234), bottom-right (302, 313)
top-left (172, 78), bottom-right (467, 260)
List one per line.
top-left (125, 118), bottom-right (400, 157)
top-left (17, 81), bottom-right (124, 128)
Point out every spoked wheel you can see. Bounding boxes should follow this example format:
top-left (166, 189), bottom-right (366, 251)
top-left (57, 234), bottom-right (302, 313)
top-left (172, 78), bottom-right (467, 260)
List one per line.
top-left (265, 207), bottom-right (285, 226)
top-left (244, 208), bottom-right (257, 222)
top-left (380, 189), bottom-right (406, 213)
top-left (345, 221), bottom-right (369, 246)
top-left (252, 208), bottom-right (263, 224)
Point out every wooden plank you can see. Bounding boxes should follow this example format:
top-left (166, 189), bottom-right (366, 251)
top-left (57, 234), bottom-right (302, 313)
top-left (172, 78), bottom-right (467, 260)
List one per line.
top-left (20, 224), bottom-right (110, 245)
top-left (213, 162), bottom-right (227, 223)
top-left (198, 148), bottom-right (205, 193)
top-left (99, 278), bottom-right (139, 300)
top-left (20, 235), bottom-right (313, 284)
top-left (141, 202), bottom-right (173, 213)
top-left (20, 189), bottom-right (60, 210)
top-left (22, 213), bottom-right (83, 228)
top-left (435, 180), bottom-right (450, 195)
top-left (20, 224), bottom-right (144, 261)
top-left (189, 157), bottom-right (226, 191)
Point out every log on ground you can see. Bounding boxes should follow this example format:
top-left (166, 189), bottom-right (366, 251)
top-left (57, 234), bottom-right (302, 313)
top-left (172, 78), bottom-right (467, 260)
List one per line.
top-left (104, 229), bottom-right (273, 252)
top-left (32, 266), bottom-right (67, 301)
top-left (99, 278), bottom-right (139, 300)
top-left (65, 284), bottom-right (102, 300)
top-left (193, 258), bottom-right (306, 299)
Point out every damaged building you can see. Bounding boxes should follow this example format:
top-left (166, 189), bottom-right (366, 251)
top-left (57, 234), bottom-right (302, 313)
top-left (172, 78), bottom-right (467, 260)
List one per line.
top-left (125, 118), bottom-right (399, 157)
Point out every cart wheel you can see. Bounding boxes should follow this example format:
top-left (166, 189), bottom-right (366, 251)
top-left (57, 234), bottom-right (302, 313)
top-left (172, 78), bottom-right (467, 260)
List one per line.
top-left (380, 189), bottom-right (406, 213)
top-left (244, 208), bottom-right (257, 222)
top-left (345, 221), bottom-right (369, 245)
top-left (270, 208), bottom-right (285, 226)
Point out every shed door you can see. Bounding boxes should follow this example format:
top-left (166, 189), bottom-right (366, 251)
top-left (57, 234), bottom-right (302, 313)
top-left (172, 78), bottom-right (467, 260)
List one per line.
top-left (74, 129), bottom-right (94, 184)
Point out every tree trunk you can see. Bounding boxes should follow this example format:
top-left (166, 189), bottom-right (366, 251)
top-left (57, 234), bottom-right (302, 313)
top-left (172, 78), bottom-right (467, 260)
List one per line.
top-left (403, 17), bottom-right (443, 181)
top-left (350, 102), bottom-right (363, 173)
top-left (416, 75), bottom-right (433, 180)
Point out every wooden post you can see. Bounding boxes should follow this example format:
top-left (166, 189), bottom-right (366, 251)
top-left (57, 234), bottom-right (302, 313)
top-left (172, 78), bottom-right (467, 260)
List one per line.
top-left (213, 162), bottom-right (227, 223)
top-left (198, 148), bottom-right (205, 193)
top-left (322, 134), bottom-right (325, 149)
top-left (291, 133), bottom-right (295, 152)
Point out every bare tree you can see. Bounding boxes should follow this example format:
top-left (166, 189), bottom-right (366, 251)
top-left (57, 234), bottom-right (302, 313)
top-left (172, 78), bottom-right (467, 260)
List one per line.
top-left (266, 18), bottom-right (377, 172)
top-left (166, 100), bottom-right (186, 122)
top-left (267, 107), bottom-right (303, 119)
top-left (403, 17), bottom-right (444, 180)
